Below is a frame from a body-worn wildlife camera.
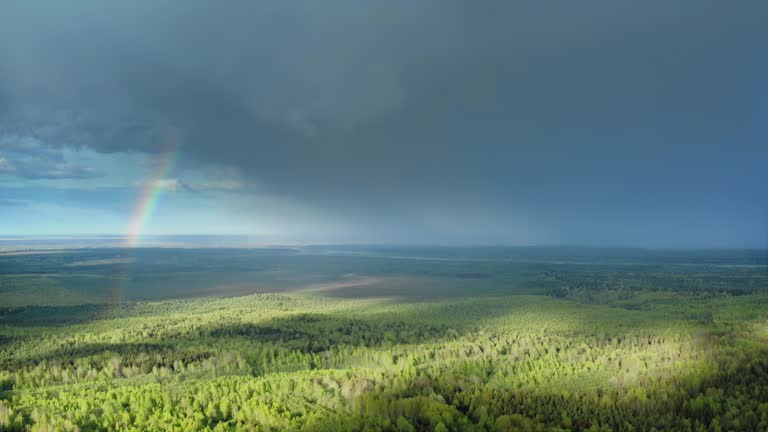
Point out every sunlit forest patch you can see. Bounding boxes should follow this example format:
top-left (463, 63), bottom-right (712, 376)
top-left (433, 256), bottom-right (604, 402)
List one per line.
top-left (0, 248), bottom-right (767, 431)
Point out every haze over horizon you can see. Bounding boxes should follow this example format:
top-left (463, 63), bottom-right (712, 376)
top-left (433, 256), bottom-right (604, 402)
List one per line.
top-left (1, 1), bottom-right (767, 248)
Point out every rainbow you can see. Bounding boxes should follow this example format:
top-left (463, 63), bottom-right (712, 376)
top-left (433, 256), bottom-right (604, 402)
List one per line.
top-left (123, 132), bottom-right (182, 247)
top-left (110, 131), bottom-right (182, 307)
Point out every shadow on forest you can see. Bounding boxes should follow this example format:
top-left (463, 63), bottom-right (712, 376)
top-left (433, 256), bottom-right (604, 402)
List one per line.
top-left (209, 313), bottom-right (457, 352)
top-left (1, 291), bottom-right (703, 372)
top-left (3, 304), bottom-right (479, 370)
top-left (1, 341), bottom-right (209, 370)
top-left (0, 335), bottom-right (17, 347)
top-left (0, 303), bottom-right (114, 327)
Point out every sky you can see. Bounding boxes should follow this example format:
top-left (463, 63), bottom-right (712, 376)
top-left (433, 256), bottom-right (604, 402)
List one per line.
top-left (0, 0), bottom-right (766, 247)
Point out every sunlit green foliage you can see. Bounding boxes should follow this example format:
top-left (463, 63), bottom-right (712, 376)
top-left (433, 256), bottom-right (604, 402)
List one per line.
top-left (0, 249), bottom-right (766, 431)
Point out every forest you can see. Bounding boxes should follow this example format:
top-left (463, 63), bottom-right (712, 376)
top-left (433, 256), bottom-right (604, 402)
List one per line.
top-left (0, 246), bottom-right (766, 431)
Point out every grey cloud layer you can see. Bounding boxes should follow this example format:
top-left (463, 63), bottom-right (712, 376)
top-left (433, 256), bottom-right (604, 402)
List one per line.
top-left (1, 0), bottom-right (766, 244)
top-left (0, 136), bottom-right (102, 179)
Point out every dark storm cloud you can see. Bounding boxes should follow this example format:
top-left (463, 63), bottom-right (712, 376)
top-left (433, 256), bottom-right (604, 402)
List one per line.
top-left (1, 0), bottom-right (766, 245)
